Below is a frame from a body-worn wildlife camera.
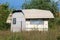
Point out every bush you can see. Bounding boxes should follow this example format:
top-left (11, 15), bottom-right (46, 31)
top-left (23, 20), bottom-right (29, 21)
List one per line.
top-left (0, 23), bottom-right (10, 30)
top-left (49, 17), bottom-right (60, 29)
top-left (56, 18), bottom-right (60, 26)
top-left (49, 19), bottom-right (55, 29)
top-left (0, 3), bottom-right (10, 30)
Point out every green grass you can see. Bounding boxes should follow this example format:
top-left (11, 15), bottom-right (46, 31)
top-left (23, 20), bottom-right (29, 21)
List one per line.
top-left (0, 29), bottom-right (60, 40)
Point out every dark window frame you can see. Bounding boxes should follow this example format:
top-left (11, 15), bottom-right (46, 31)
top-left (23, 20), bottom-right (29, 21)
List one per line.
top-left (13, 18), bottom-right (16, 24)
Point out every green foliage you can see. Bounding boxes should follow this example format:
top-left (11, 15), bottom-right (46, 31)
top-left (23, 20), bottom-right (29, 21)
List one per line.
top-left (55, 18), bottom-right (60, 25)
top-left (0, 3), bottom-right (10, 30)
top-left (49, 18), bottom-right (55, 29)
top-left (0, 31), bottom-right (59, 40)
top-left (0, 23), bottom-right (10, 30)
top-left (49, 17), bottom-right (60, 29)
top-left (22, 0), bottom-right (58, 16)
top-left (8, 34), bottom-right (25, 40)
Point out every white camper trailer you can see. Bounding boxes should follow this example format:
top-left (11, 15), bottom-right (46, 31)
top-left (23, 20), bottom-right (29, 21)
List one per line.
top-left (6, 9), bottom-right (54, 32)
top-left (11, 10), bottom-right (26, 32)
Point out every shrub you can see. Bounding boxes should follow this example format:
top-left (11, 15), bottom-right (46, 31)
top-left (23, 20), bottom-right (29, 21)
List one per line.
top-left (0, 23), bottom-right (10, 30)
top-left (0, 3), bottom-right (10, 30)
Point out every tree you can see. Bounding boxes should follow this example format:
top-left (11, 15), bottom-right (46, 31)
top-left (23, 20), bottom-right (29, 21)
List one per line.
top-left (0, 3), bottom-right (10, 30)
top-left (22, 0), bottom-right (58, 17)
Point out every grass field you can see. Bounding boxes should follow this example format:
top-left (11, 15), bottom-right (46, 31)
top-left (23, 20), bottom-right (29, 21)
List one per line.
top-left (0, 29), bottom-right (60, 40)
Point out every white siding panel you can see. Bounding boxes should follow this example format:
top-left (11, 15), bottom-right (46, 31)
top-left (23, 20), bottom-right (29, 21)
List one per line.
top-left (26, 20), bottom-right (45, 31)
top-left (44, 20), bottom-right (48, 28)
top-left (44, 20), bottom-right (48, 31)
top-left (26, 29), bottom-right (33, 31)
top-left (26, 20), bottom-right (48, 31)
top-left (26, 25), bottom-right (34, 28)
top-left (38, 25), bottom-right (44, 28)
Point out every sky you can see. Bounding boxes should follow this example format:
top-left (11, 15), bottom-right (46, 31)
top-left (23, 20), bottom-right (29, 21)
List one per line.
top-left (0, 0), bottom-right (60, 11)
top-left (0, 0), bottom-right (25, 9)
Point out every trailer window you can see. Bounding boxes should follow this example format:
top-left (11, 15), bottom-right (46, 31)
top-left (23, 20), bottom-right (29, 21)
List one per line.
top-left (13, 18), bottom-right (16, 24)
top-left (30, 19), bottom-right (44, 25)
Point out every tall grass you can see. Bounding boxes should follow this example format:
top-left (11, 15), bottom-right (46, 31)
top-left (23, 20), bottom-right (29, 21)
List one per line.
top-left (0, 29), bottom-right (60, 40)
